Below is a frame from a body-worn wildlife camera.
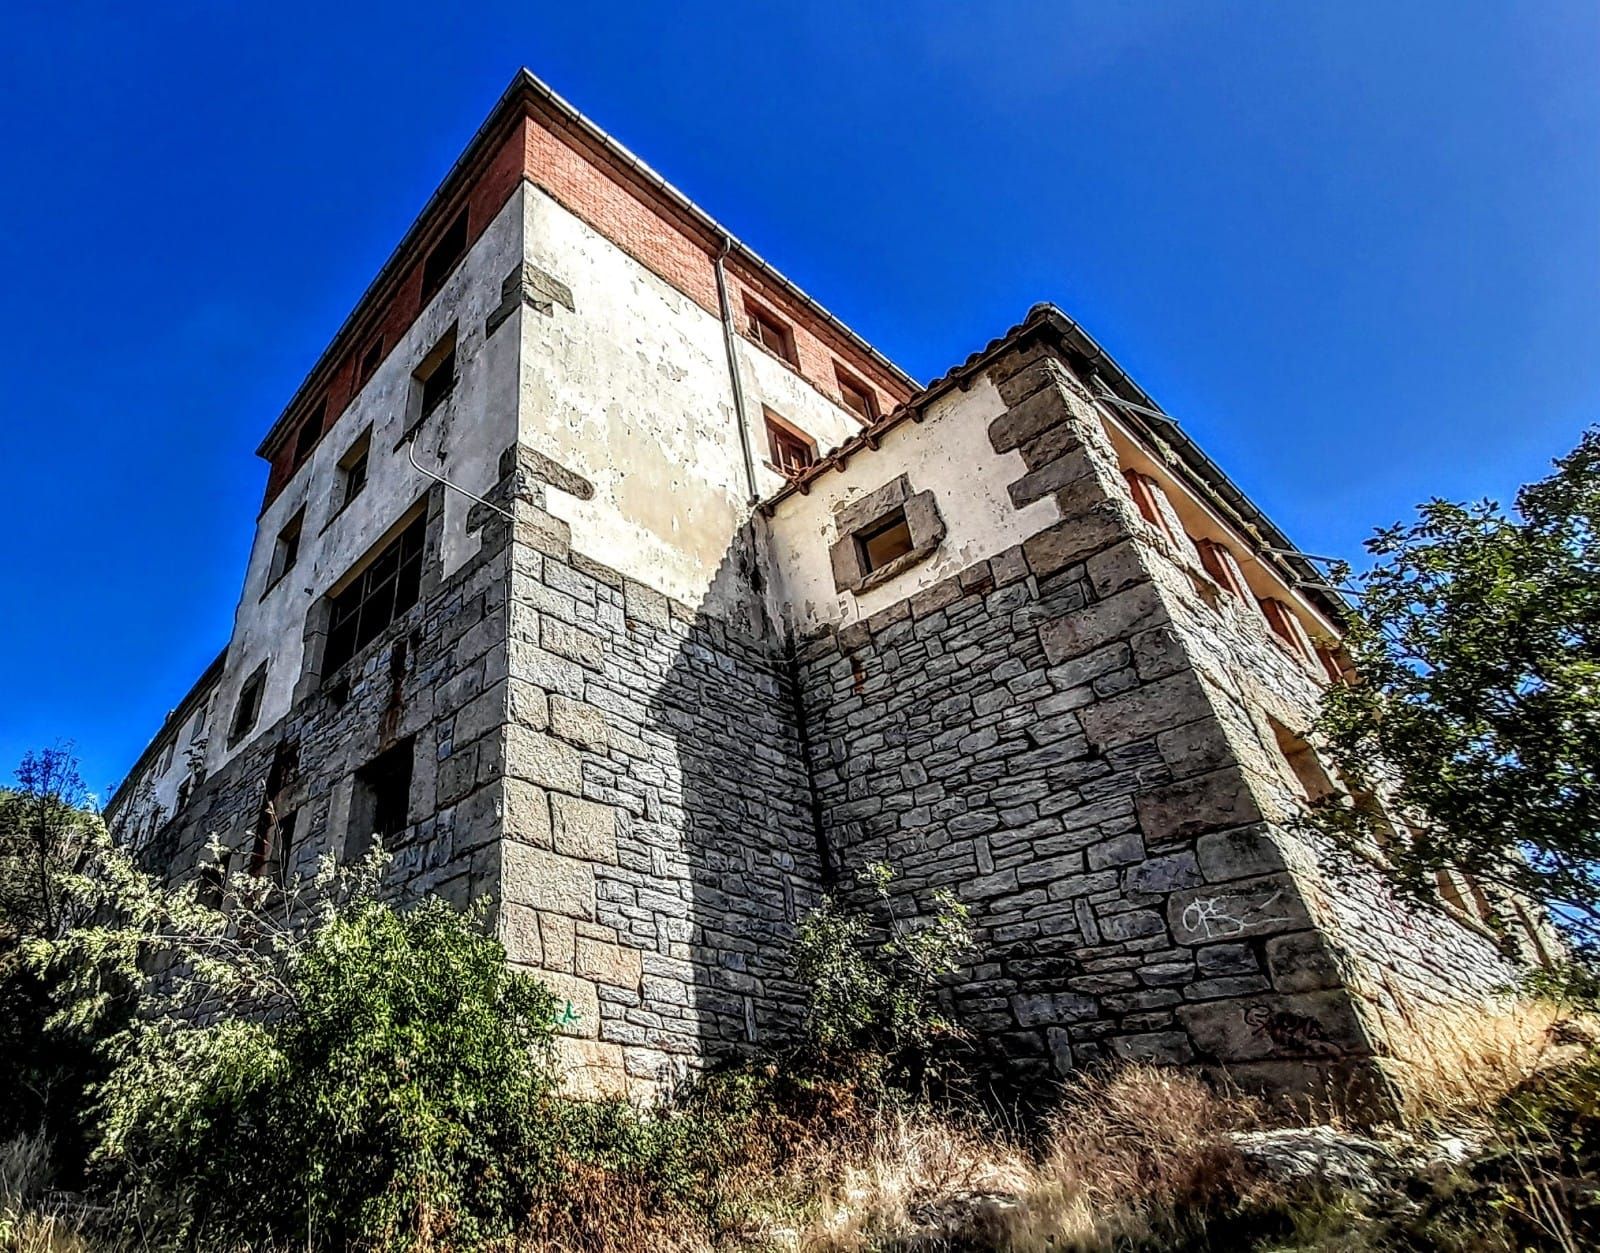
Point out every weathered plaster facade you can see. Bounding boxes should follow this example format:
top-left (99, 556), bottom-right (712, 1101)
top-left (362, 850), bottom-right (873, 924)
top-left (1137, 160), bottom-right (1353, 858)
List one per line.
top-left (110, 71), bottom-right (1539, 1106)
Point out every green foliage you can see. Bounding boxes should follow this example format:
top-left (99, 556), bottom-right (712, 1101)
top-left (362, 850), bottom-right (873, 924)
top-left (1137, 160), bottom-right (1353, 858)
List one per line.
top-left (793, 861), bottom-right (974, 1078)
top-left (0, 748), bottom-right (115, 1171)
top-left (27, 826), bottom-right (567, 1249)
top-left (1311, 426), bottom-right (1600, 951)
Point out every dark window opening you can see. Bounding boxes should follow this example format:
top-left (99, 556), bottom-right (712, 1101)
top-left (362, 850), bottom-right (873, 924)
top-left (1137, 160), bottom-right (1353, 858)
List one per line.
top-left (292, 402), bottom-right (326, 467)
top-left (337, 429), bottom-right (372, 512)
top-left (421, 208), bottom-right (469, 299)
top-left (417, 340), bottom-right (457, 421)
top-left (197, 852), bottom-right (230, 909)
top-left (228, 664), bottom-right (267, 749)
top-left (323, 512), bottom-right (427, 676)
top-left (746, 300), bottom-right (798, 367)
top-left (1269, 718), bottom-right (1336, 805)
top-left (358, 337), bottom-right (385, 385)
top-left (764, 411), bottom-right (816, 477)
top-left (347, 736), bottom-right (415, 861)
top-left (857, 510), bottom-right (915, 573)
top-left (835, 367), bottom-right (879, 421)
top-left (267, 508), bottom-right (304, 589)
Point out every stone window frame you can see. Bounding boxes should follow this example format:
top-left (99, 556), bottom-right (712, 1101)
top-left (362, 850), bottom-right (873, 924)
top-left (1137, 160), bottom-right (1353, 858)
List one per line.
top-left (228, 661), bottom-right (269, 749)
top-left (263, 505), bottom-right (306, 598)
top-left (828, 473), bottom-right (946, 595)
top-left (400, 324), bottom-right (459, 448)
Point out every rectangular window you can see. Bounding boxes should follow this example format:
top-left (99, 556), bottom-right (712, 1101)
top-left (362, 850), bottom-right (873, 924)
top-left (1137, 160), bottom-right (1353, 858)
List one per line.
top-left (416, 331), bottom-right (458, 422)
top-left (358, 336), bottom-right (384, 385)
top-left (267, 507), bottom-right (304, 589)
top-left (190, 700), bottom-right (208, 739)
top-left (1196, 538), bottom-right (1253, 602)
top-left (1260, 598), bottom-right (1319, 668)
top-left (337, 428), bottom-right (372, 512)
top-left (1123, 469), bottom-right (1186, 549)
top-left (292, 401), bottom-right (325, 467)
top-left (158, 739), bottom-right (176, 774)
top-left (763, 410), bottom-right (816, 477)
top-left (421, 207), bottom-right (469, 300)
top-left (857, 509), bottom-right (916, 573)
top-left (346, 736), bottom-right (415, 861)
top-left (835, 366), bottom-right (879, 422)
top-left (746, 299), bottom-right (798, 367)
top-left (323, 512), bottom-right (427, 676)
top-left (228, 663), bottom-right (267, 749)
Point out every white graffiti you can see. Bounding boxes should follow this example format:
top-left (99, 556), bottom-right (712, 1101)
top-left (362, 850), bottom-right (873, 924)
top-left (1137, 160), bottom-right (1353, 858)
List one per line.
top-left (1181, 889), bottom-right (1284, 939)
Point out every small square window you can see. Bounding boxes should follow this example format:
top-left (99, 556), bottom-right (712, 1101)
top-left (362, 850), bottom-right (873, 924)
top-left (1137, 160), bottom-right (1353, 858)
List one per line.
top-left (421, 208), bottom-right (469, 300)
top-left (347, 736), bottom-right (415, 861)
top-left (835, 366), bottom-right (879, 422)
top-left (267, 507), bottom-right (304, 589)
top-left (358, 336), bottom-right (385, 385)
top-left (856, 510), bottom-right (915, 573)
top-left (746, 299), bottom-right (798, 367)
top-left (292, 401), bottom-right (325, 467)
top-left (338, 429), bottom-right (372, 511)
top-left (764, 409), bottom-right (816, 477)
top-left (228, 664), bottom-right (267, 749)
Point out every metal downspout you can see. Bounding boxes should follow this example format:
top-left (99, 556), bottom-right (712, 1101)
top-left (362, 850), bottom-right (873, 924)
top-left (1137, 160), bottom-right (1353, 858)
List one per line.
top-left (714, 236), bottom-right (760, 504)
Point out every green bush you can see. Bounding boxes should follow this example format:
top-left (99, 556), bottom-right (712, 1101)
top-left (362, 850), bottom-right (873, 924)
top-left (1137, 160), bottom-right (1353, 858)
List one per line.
top-left (89, 894), bottom-right (562, 1247)
top-left (792, 861), bottom-right (974, 1085)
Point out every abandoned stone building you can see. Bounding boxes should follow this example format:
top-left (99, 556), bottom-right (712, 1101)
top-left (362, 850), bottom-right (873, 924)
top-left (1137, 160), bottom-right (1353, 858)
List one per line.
top-left (108, 69), bottom-right (1546, 1105)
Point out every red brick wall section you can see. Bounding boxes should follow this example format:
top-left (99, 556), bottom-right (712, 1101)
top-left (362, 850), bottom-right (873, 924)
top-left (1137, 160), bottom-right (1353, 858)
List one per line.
top-left (264, 108), bottom-right (915, 507)
top-left (262, 123), bottom-right (530, 506)
top-left (520, 113), bottom-right (911, 420)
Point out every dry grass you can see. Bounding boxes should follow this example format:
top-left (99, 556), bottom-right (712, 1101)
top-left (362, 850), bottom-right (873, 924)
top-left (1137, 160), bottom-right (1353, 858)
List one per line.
top-left (1381, 997), bottom-right (1591, 1127)
top-left (799, 1066), bottom-right (1266, 1252)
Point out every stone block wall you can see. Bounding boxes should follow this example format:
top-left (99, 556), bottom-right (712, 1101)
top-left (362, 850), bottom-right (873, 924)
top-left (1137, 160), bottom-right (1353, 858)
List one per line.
top-left (789, 340), bottom-right (1472, 1106)
top-left (144, 482), bottom-right (517, 917)
top-left (483, 446), bottom-right (826, 1096)
top-left (1139, 512), bottom-right (1523, 1073)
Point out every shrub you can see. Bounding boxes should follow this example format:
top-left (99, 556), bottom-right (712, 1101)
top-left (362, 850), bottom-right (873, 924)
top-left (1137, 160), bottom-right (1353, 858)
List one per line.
top-left (31, 835), bottom-right (566, 1249)
top-left (792, 862), bottom-right (974, 1083)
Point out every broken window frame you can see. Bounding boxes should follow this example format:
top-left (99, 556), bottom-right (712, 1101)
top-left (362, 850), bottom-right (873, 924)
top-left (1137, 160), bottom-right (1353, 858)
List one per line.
top-left (763, 408), bottom-right (817, 478)
top-left (745, 298), bottom-right (798, 368)
top-left (321, 511), bottom-right (428, 678)
top-left (835, 365), bottom-right (879, 422)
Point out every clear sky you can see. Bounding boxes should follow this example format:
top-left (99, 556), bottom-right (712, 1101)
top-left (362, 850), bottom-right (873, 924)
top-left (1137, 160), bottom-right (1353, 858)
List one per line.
top-left (1, 2), bottom-right (1595, 801)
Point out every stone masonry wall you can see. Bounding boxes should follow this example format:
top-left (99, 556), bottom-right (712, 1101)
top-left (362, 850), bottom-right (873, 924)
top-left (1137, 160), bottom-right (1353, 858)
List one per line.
top-left (1137, 519), bottom-right (1523, 1075)
top-left (483, 445), bottom-right (825, 1096)
top-left (144, 483), bottom-right (516, 918)
top-left (794, 339), bottom-right (1390, 1103)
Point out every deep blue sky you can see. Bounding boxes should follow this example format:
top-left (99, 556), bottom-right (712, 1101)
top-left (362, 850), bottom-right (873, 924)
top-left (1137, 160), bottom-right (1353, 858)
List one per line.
top-left (2, 2), bottom-right (1596, 801)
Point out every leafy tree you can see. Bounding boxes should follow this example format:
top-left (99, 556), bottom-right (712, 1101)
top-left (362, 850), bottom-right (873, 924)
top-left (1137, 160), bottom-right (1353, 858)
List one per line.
top-left (0, 747), bottom-right (112, 1163)
top-left (1312, 427), bottom-right (1600, 955)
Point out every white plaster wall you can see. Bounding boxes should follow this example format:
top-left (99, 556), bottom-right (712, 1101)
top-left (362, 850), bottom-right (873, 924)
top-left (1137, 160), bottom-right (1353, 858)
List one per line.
top-left (110, 683), bottom-right (218, 837)
top-left (516, 184), bottom-right (862, 613)
top-left (209, 188), bottom-right (527, 770)
top-left (765, 375), bottom-right (1061, 635)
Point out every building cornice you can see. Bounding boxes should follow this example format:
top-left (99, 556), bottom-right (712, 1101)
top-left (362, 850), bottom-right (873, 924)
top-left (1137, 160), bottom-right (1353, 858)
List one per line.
top-left (257, 68), bottom-right (919, 462)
